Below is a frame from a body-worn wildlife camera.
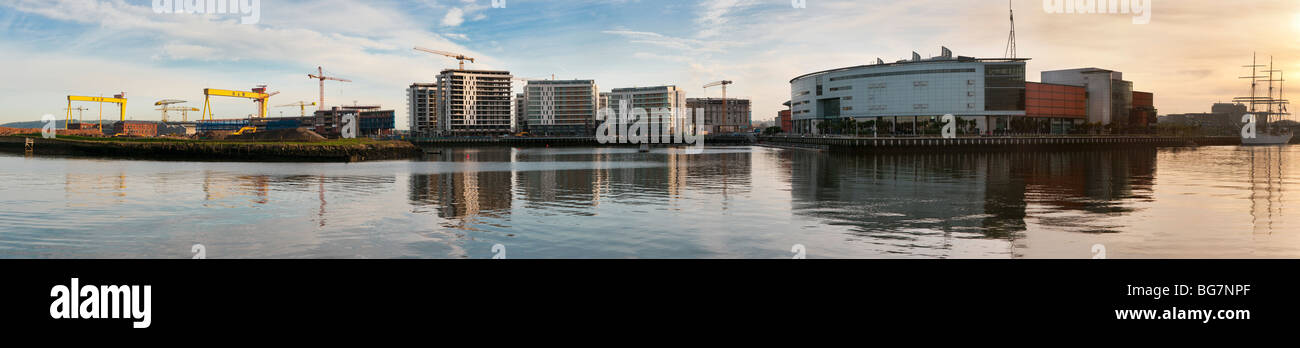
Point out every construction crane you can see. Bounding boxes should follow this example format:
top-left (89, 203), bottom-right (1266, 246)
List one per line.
top-left (703, 80), bottom-right (734, 133)
top-left (154, 99), bottom-right (187, 122)
top-left (201, 85), bottom-right (280, 121)
top-left (277, 101), bottom-right (317, 117)
top-left (156, 106), bottom-right (200, 122)
top-left (63, 106), bottom-right (89, 128)
top-left (307, 66), bottom-right (351, 111)
top-left (414, 47), bottom-right (475, 70)
top-left (68, 93), bottom-right (127, 132)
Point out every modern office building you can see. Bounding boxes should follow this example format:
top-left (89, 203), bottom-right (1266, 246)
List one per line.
top-left (1131, 91), bottom-right (1156, 131)
top-left (605, 85), bottom-right (688, 135)
top-left (312, 106), bottom-right (396, 137)
top-left (789, 47), bottom-right (1027, 135)
top-left (789, 48), bottom-right (1158, 135)
top-left (525, 79), bottom-right (600, 136)
top-left (513, 93), bottom-right (526, 134)
top-left (435, 69), bottom-right (513, 136)
top-left (407, 83), bottom-right (437, 137)
top-left (1042, 68), bottom-right (1157, 132)
top-left (1024, 82), bottom-right (1088, 134)
top-left (686, 98), bottom-right (752, 134)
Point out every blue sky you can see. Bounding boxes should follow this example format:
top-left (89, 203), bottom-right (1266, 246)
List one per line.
top-left (2, 0), bottom-right (1298, 127)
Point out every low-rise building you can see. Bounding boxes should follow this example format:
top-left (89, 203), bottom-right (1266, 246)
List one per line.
top-left (687, 97), bottom-right (751, 134)
top-left (112, 121), bottom-right (158, 137)
top-left (778, 109), bottom-right (792, 133)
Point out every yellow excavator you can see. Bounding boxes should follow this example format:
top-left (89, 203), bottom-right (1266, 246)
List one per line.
top-left (232, 126), bottom-right (257, 136)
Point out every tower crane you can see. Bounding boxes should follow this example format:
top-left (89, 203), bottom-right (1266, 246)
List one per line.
top-left (64, 106), bottom-right (89, 128)
top-left (703, 80), bottom-right (734, 133)
top-left (156, 106), bottom-right (200, 122)
top-left (307, 66), bottom-right (351, 111)
top-left (414, 47), bottom-right (475, 70)
top-left (154, 99), bottom-right (187, 122)
top-left (277, 101), bottom-right (317, 117)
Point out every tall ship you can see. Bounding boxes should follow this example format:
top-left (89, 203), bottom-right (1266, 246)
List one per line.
top-left (1234, 53), bottom-right (1293, 145)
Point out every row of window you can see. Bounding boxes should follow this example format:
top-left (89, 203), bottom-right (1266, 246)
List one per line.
top-left (828, 68), bottom-right (978, 82)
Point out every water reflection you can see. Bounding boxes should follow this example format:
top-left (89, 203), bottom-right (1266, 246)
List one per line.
top-left (1247, 146), bottom-right (1289, 235)
top-left (0, 145), bottom-right (1296, 258)
top-left (785, 149), bottom-right (1164, 258)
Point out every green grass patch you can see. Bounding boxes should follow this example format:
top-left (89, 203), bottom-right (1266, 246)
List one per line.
top-left (11, 134), bottom-right (393, 146)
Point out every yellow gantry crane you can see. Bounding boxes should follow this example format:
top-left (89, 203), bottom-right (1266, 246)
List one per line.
top-left (414, 47), bottom-right (475, 70)
top-left (277, 101), bottom-right (317, 117)
top-left (68, 93), bottom-right (127, 132)
top-left (201, 85), bottom-right (280, 121)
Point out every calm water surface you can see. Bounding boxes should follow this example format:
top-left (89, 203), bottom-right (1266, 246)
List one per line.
top-left (1, 145), bottom-right (1296, 259)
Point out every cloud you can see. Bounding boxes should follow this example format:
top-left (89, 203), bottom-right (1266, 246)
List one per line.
top-left (0, 0), bottom-right (505, 127)
top-left (442, 7), bottom-right (464, 27)
top-left (156, 44), bottom-right (225, 61)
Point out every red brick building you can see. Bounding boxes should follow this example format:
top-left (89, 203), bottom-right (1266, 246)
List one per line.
top-left (112, 121), bottom-right (158, 137)
top-left (778, 110), bottom-right (792, 134)
top-left (1131, 91), bottom-right (1156, 131)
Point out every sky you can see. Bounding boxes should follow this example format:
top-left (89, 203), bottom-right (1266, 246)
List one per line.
top-left (1, 0), bottom-right (1298, 127)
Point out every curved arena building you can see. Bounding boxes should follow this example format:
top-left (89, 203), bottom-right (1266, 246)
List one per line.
top-left (790, 48), bottom-right (1064, 136)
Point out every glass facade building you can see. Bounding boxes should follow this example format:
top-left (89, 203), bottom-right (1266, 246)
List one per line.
top-left (789, 51), bottom-right (1029, 136)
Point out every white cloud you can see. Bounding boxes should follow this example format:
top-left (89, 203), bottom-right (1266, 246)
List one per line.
top-left (157, 44), bottom-right (225, 61)
top-left (0, 0), bottom-right (507, 127)
top-left (442, 7), bottom-right (465, 27)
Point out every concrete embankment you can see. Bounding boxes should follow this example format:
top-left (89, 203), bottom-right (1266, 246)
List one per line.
top-left (0, 136), bottom-right (422, 162)
top-left (759, 135), bottom-right (1243, 152)
top-left (411, 135), bottom-right (757, 147)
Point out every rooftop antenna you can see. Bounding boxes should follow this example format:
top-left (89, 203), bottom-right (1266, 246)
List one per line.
top-left (1004, 0), bottom-right (1016, 59)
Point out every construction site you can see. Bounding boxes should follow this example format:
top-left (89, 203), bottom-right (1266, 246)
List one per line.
top-left (0, 66), bottom-right (415, 162)
top-left (24, 66), bottom-right (396, 142)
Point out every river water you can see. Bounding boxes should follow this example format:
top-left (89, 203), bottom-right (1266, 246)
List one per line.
top-left (0, 145), bottom-right (1296, 259)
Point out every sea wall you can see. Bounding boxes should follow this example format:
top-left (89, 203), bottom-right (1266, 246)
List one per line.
top-left (0, 137), bottom-right (422, 162)
top-left (759, 135), bottom-right (1243, 152)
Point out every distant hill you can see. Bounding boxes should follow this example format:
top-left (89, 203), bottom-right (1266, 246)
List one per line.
top-left (1, 120), bottom-right (110, 129)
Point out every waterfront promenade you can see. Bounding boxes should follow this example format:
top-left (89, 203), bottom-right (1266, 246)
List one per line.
top-left (408, 134), bottom-right (1245, 152)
